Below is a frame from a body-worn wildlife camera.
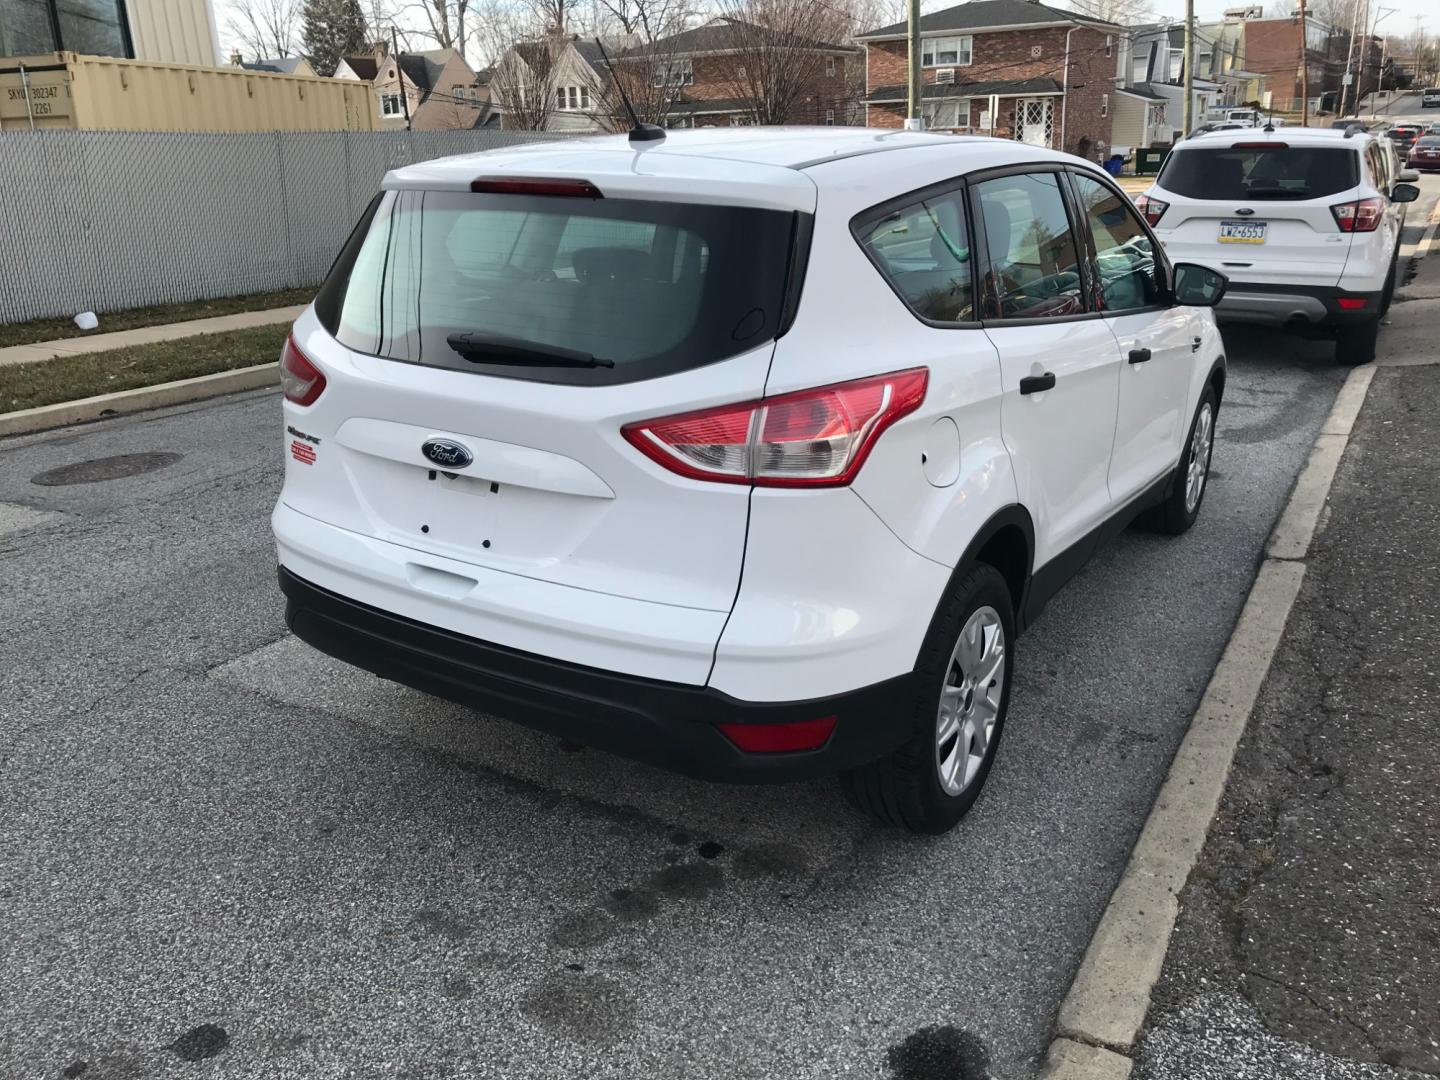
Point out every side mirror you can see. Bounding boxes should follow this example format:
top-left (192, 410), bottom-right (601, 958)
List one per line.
top-left (1173, 263), bottom-right (1227, 307)
top-left (1391, 182), bottom-right (1420, 203)
top-left (1397, 168), bottom-right (1420, 183)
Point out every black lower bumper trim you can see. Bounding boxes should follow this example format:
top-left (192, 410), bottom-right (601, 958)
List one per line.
top-left (279, 567), bottom-right (917, 783)
top-left (1217, 281), bottom-right (1382, 327)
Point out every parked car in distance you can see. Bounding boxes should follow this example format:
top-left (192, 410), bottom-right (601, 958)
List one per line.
top-left (1422, 87), bottom-right (1440, 108)
top-left (1225, 108), bottom-right (1263, 127)
top-left (273, 128), bottom-right (1229, 834)
top-left (1409, 135), bottom-right (1440, 171)
top-left (1138, 126), bottom-right (1420, 364)
top-left (1385, 124), bottom-right (1423, 151)
top-left (1329, 119), bottom-right (1367, 130)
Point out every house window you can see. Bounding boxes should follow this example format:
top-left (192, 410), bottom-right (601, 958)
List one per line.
top-left (555, 85), bottom-right (592, 111)
top-left (381, 93), bottom-right (403, 116)
top-left (826, 56), bottom-right (836, 77)
top-left (653, 59), bottom-right (694, 87)
top-left (1168, 52), bottom-right (1182, 81)
top-left (1105, 35), bottom-right (1112, 58)
top-left (0, 0), bottom-right (132, 56)
top-left (921, 35), bottom-right (972, 68)
top-left (1100, 93), bottom-right (1108, 118)
top-left (825, 109), bottom-right (835, 125)
top-left (1132, 56), bottom-right (1147, 82)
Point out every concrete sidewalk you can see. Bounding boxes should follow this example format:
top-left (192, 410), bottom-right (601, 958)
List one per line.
top-left (0, 305), bottom-right (305, 369)
top-left (1131, 272), bottom-right (1440, 1079)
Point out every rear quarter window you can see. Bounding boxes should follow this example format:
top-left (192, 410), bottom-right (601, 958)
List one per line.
top-left (1158, 145), bottom-right (1359, 200)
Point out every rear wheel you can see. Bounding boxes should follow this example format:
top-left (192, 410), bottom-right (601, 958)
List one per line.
top-left (840, 564), bottom-right (1014, 834)
top-left (1335, 319), bottom-right (1380, 366)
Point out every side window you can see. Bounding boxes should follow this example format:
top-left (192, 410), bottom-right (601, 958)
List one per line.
top-left (1071, 173), bottom-right (1164, 311)
top-left (855, 187), bottom-right (975, 323)
top-left (973, 172), bottom-right (1085, 320)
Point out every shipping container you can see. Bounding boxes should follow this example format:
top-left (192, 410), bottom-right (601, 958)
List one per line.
top-left (0, 52), bottom-right (380, 132)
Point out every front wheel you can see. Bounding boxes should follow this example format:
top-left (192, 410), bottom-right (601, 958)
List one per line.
top-left (1144, 387), bottom-right (1217, 536)
top-left (840, 564), bottom-right (1014, 834)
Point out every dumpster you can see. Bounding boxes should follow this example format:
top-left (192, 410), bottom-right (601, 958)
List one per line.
top-left (1135, 147), bottom-right (1169, 175)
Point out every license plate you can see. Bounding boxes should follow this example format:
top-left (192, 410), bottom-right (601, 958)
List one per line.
top-left (1218, 220), bottom-right (1267, 244)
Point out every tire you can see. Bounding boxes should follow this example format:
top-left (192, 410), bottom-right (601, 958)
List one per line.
top-left (839, 563), bottom-right (1014, 834)
top-left (1379, 255), bottom-right (1398, 316)
top-left (1335, 318), bottom-right (1380, 366)
top-left (1145, 386), bottom-right (1218, 536)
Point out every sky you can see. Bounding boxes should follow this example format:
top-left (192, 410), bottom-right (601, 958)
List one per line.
top-left (1142, 0), bottom-right (1436, 34)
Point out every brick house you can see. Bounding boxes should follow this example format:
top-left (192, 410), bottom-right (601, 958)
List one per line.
top-left (857, 0), bottom-right (1121, 159)
top-left (625, 18), bottom-right (861, 128)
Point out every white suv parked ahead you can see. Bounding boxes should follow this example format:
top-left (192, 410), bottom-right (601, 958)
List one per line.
top-left (274, 129), bottom-right (1228, 833)
top-left (1137, 126), bottom-right (1420, 363)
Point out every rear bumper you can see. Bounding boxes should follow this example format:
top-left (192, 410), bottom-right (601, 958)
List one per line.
top-left (1216, 283), bottom-right (1381, 328)
top-left (280, 567), bottom-right (917, 782)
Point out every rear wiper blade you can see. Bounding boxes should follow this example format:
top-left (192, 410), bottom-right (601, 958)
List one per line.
top-left (446, 331), bottom-right (615, 369)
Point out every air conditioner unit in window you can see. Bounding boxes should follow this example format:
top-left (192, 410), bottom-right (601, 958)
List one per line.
top-left (935, 68), bottom-right (956, 84)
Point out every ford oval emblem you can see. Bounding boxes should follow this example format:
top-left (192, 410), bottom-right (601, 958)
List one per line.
top-left (421, 438), bottom-right (473, 469)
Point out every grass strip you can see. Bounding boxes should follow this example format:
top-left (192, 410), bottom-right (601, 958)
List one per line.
top-left (0, 325), bottom-right (288, 413)
top-left (0, 288), bottom-right (313, 350)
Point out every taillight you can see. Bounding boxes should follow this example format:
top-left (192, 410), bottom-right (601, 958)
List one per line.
top-left (622, 368), bottom-right (928, 488)
top-left (1134, 193), bottom-right (1169, 227)
top-left (279, 334), bottom-right (327, 406)
top-left (471, 176), bottom-right (603, 198)
top-left (1331, 197), bottom-right (1385, 233)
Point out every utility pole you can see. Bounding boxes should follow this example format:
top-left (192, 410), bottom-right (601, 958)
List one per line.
top-left (1298, 0), bottom-right (1309, 126)
top-left (905, 0), bottom-right (923, 129)
top-left (1182, 0), bottom-right (1194, 136)
top-left (391, 25), bottom-right (411, 131)
top-left (1339, 0), bottom-right (1363, 117)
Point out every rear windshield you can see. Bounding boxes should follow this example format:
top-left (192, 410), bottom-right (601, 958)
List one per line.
top-left (1418, 137), bottom-right (1440, 147)
top-left (314, 189), bottom-right (798, 385)
top-left (1158, 145), bottom-right (1358, 200)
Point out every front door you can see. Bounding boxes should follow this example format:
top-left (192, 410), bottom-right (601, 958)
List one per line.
top-left (1016, 98), bottom-right (1054, 147)
top-left (971, 170), bottom-right (1123, 571)
top-left (1069, 171), bottom-right (1197, 504)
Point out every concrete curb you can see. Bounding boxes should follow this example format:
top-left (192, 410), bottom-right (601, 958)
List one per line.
top-left (1042, 362), bottom-right (1379, 1076)
top-left (0, 363), bottom-right (276, 439)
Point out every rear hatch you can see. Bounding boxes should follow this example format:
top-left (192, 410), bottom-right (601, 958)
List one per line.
top-left (1151, 140), bottom-right (1360, 287)
top-left (283, 171), bottom-right (804, 617)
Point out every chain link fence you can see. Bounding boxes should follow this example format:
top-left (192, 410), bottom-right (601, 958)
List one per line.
top-left (0, 128), bottom-right (569, 326)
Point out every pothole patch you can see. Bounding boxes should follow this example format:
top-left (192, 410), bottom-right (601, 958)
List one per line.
top-left (30, 451), bottom-right (181, 486)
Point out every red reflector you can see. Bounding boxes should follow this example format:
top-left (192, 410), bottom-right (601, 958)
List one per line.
top-left (1231, 141), bottom-right (1289, 149)
top-left (279, 334), bottom-right (326, 407)
top-left (718, 716), bottom-right (837, 753)
top-left (470, 176), bottom-right (603, 198)
top-left (1337, 296), bottom-right (1367, 310)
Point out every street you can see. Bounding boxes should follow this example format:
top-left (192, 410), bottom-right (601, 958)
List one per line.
top-left (0, 175), bottom-right (1436, 1080)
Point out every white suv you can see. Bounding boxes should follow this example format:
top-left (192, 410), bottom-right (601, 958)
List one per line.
top-left (1137, 126), bottom-right (1420, 363)
top-left (273, 128), bottom-right (1227, 833)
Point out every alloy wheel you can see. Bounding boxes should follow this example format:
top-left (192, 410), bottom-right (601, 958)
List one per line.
top-left (1185, 402), bottom-right (1214, 514)
top-left (935, 606), bottom-right (1006, 797)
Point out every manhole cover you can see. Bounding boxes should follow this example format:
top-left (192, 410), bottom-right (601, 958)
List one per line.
top-left (30, 451), bottom-right (182, 486)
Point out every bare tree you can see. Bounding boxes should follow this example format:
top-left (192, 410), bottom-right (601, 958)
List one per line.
top-left (585, 0), bottom-right (696, 129)
top-left (474, 0), bottom-right (567, 129)
top-left (408, 0), bottom-right (472, 55)
top-left (228, 0), bottom-right (303, 59)
top-left (709, 0), bottom-right (855, 125)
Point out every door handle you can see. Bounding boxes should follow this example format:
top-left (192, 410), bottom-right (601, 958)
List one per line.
top-left (1128, 348), bottom-right (1152, 364)
top-left (1191, 336), bottom-right (1202, 352)
top-left (1019, 372), bottom-right (1056, 395)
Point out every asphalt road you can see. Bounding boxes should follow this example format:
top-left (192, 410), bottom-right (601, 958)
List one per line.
top-left (0, 182), bottom-right (1434, 1080)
